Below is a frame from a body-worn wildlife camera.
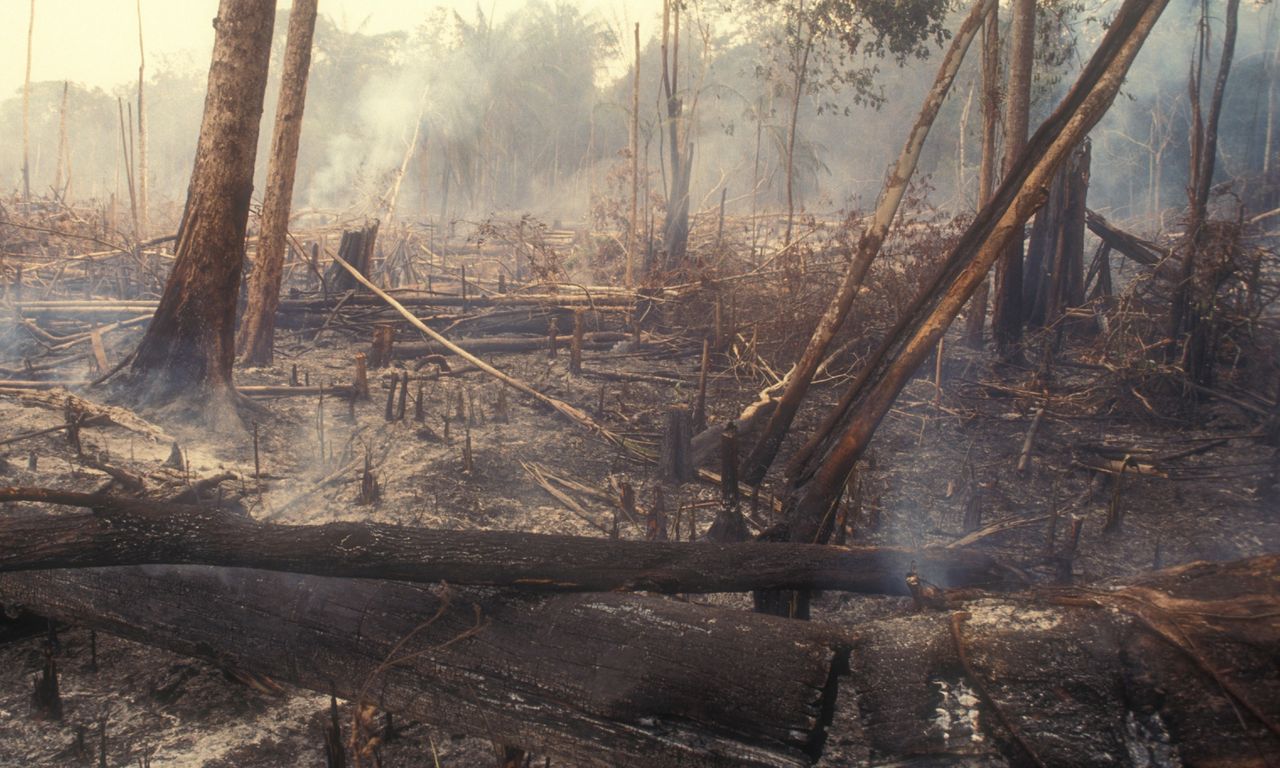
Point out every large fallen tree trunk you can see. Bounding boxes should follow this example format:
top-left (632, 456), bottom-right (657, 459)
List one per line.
top-left (0, 490), bottom-right (1020, 594)
top-left (2, 556), bottom-right (1275, 765)
top-left (0, 566), bottom-right (848, 768)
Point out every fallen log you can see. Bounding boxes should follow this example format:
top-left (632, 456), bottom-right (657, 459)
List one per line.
top-left (0, 490), bottom-right (1020, 594)
top-left (0, 565), bottom-right (849, 768)
top-left (392, 331), bottom-right (626, 359)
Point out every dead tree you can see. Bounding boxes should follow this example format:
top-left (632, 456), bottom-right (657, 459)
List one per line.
top-left (740, 0), bottom-right (995, 487)
top-left (1169, 0), bottom-right (1241, 390)
top-left (237, 0), bottom-right (319, 366)
top-left (762, 0), bottom-right (1172, 618)
top-left (119, 0), bottom-right (277, 425)
top-left (990, 0), bottom-right (1035, 358)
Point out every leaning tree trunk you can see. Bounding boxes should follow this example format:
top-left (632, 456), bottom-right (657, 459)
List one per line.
top-left (766, 0), bottom-right (1171, 619)
top-left (123, 0), bottom-right (276, 422)
top-left (739, 0), bottom-right (995, 487)
top-left (236, 0), bottom-right (318, 366)
top-left (990, 0), bottom-right (1035, 359)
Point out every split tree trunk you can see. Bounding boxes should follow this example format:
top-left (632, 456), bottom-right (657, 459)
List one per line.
top-left (237, 0), bottom-right (318, 366)
top-left (123, 0), bottom-right (276, 421)
top-left (0, 565), bottom-right (848, 768)
top-left (740, 0), bottom-right (995, 487)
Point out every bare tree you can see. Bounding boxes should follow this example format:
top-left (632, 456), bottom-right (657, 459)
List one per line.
top-left (236, 0), bottom-right (319, 366)
top-left (119, 0), bottom-right (277, 425)
top-left (1169, 0), bottom-right (1241, 389)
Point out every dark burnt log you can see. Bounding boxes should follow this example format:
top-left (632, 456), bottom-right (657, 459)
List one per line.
top-left (0, 491), bottom-right (1020, 595)
top-left (0, 566), bottom-right (849, 768)
top-left (391, 332), bottom-right (626, 360)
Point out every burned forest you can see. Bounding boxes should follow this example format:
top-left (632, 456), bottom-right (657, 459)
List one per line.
top-left (2, 0), bottom-right (1279, 765)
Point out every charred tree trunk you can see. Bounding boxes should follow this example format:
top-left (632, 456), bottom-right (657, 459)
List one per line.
top-left (990, 0), bottom-right (1035, 359)
top-left (767, 0), bottom-right (1171, 618)
top-left (739, 0), bottom-right (995, 487)
top-left (121, 0), bottom-right (276, 422)
top-left (324, 222), bottom-right (380, 292)
top-left (236, 0), bottom-right (318, 366)
top-left (0, 566), bottom-right (849, 768)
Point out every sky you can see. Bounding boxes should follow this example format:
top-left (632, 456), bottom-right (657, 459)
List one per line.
top-left (1, 0), bottom-right (654, 98)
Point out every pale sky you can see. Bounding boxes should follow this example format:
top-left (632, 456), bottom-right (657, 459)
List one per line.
top-left (1, 0), bottom-right (654, 98)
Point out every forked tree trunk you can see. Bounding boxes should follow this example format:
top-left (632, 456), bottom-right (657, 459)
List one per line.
top-left (765, 0), bottom-right (1171, 618)
top-left (237, 0), bottom-right (319, 366)
top-left (123, 0), bottom-right (276, 422)
top-left (740, 0), bottom-right (995, 487)
top-left (990, 0), bottom-right (1035, 358)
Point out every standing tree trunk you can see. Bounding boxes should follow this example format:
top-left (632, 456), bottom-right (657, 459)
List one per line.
top-left (1170, 0), bottom-right (1240, 390)
top-left (964, 2), bottom-right (1000, 348)
top-left (236, 0), bottom-right (317, 366)
top-left (136, 0), bottom-right (149, 238)
top-left (21, 0), bottom-right (34, 204)
top-left (629, 22), bottom-right (640, 287)
top-left (990, 0), bottom-right (1035, 359)
top-left (657, 0), bottom-right (692, 274)
top-left (783, 26), bottom-right (815, 250)
top-left (123, 0), bottom-right (276, 423)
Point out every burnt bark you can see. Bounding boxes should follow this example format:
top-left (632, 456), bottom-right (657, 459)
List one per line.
top-left (123, 0), bottom-right (276, 418)
top-left (0, 566), bottom-right (849, 768)
top-left (236, 0), bottom-right (318, 366)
